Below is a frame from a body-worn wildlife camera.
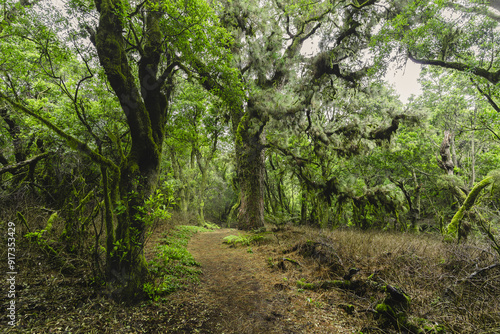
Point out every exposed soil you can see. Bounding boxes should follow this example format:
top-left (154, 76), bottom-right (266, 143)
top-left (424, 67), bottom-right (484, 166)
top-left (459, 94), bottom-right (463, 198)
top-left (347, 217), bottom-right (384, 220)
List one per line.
top-left (165, 228), bottom-right (356, 333)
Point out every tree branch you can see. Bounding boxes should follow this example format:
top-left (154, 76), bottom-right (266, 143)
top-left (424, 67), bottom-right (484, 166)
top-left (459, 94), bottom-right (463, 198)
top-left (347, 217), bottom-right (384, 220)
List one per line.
top-left (408, 52), bottom-right (500, 84)
top-left (471, 78), bottom-right (500, 112)
top-left (0, 92), bottom-right (119, 172)
top-left (0, 152), bottom-right (50, 176)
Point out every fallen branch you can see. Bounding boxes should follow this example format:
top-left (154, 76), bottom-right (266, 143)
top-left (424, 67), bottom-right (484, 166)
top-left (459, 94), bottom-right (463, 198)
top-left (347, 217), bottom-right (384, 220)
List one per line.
top-left (283, 257), bottom-right (301, 267)
top-left (0, 152), bottom-right (50, 176)
top-left (465, 263), bottom-right (500, 280)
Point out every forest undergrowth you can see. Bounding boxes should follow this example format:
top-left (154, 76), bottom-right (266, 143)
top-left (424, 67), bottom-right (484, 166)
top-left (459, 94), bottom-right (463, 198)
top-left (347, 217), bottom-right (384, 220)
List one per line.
top-left (1, 215), bottom-right (499, 333)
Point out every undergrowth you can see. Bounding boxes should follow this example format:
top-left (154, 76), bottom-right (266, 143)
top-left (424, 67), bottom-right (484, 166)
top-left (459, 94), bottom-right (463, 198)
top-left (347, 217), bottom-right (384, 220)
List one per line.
top-left (222, 233), bottom-right (266, 246)
top-left (145, 225), bottom-right (214, 301)
top-left (271, 226), bottom-right (500, 333)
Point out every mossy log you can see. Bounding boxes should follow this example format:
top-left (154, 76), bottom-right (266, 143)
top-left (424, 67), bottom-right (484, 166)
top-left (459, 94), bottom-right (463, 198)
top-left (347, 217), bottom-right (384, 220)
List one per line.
top-left (296, 279), bottom-right (360, 291)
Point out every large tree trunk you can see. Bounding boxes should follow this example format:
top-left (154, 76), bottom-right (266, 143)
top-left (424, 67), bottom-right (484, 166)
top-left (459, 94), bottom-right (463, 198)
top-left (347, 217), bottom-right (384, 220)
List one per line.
top-left (94, 0), bottom-right (171, 300)
top-left (232, 104), bottom-right (266, 230)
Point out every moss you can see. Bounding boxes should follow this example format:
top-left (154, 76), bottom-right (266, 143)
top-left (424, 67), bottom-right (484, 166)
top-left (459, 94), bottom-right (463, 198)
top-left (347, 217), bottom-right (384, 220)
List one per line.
top-left (446, 175), bottom-right (493, 239)
top-left (375, 302), bottom-right (397, 318)
top-left (296, 279), bottom-right (316, 290)
top-left (375, 302), bottom-right (411, 331)
top-left (16, 211), bottom-right (28, 230)
top-left (413, 317), bottom-right (446, 333)
top-left (235, 112), bottom-right (249, 147)
top-left (338, 303), bottom-right (355, 315)
top-left (45, 212), bottom-right (58, 232)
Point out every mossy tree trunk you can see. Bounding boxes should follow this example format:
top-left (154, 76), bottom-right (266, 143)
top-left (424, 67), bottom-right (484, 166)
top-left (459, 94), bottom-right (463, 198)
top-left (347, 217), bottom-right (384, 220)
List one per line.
top-left (446, 174), bottom-right (494, 241)
top-left (438, 130), bottom-right (455, 175)
top-left (300, 183), bottom-right (308, 225)
top-left (194, 164), bottom-right (208, 225)
top-left (94, 0), bottom-right (173, 299)
top-left (232, 102), bottom-right (266, 230)
top-left (169, 150), bottom-right (192, 220)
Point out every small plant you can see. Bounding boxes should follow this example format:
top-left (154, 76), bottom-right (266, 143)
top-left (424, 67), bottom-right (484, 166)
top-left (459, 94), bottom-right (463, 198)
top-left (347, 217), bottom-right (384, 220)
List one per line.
top-left (136, 187), bottom-right (174, 230)
top-left (223, 234), bottom-right (248, 245)
top-left (201, 221), bottom-right (220, 230)
top-left (145, 225), bottom-right (211, 300)
top-left (24, 212), bottom-right (58, 256)
top-left (223, 233), bottom-right (264, 246)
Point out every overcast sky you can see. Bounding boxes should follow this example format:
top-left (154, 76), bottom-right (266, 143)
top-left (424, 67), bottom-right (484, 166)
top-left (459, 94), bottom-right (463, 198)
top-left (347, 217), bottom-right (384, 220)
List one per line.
top-left (384, 61), bottom-right (422, 104)
top-left (300, 37), bottom-right (422, 104)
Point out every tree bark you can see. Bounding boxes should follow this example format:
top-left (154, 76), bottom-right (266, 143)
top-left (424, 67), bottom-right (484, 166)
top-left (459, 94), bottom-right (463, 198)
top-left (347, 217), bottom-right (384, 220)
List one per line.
top-left (232, 103), bottom-right (266, 230)
top-left (94, 0), bottom-right (173, 299)
top-left (438, 130), bottom-right (455, 175)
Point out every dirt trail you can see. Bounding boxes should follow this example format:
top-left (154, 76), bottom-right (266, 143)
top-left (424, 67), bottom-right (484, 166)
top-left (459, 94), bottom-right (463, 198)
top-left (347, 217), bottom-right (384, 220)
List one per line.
top-left (166, 228), bottom-right (354, 334)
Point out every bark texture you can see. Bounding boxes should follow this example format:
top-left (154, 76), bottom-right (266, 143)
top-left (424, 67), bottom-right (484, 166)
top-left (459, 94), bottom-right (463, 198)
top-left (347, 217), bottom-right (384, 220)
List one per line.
top-left (94, 0), bottom-right (173, 299)
top-left (438, 130), bottom-right (455, 175)
top-left (232, 103), bottom-right (266, 230)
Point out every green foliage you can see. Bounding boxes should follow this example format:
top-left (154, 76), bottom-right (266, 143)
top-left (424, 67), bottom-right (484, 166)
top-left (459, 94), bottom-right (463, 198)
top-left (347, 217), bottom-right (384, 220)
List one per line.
top-left (222, 233), bottom-right (264, 246)
top-left (145, 225), bottom-right (212, 300)
top-left (3, 0), bottom-right (500, 304)
top-left (24, 219), bottom-right (58, 257)
top-left (135, 185), bottom-right (175, 229)
top-left (165, 80), bottom-right (236, 225)
top-left (201, 221), bottom-right (220, 230)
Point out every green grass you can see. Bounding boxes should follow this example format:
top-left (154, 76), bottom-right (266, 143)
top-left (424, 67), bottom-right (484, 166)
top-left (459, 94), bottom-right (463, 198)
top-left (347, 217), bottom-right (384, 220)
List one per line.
top-left (145, 225), bottom-right (213, 300)
top-left (222, 233), bottom-right (264, 246)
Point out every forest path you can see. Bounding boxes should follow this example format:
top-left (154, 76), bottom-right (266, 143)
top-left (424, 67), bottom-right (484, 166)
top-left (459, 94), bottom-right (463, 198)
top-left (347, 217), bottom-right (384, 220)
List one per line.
top-left (162, 228), bottom-right (354, 334)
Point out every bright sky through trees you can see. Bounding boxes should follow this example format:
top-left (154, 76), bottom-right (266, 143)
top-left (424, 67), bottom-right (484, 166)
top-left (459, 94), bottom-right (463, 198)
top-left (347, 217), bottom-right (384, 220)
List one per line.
top-left (384, 61), bottom-right (422, 103)
top-left (301, 36), bottom-right (422, 104)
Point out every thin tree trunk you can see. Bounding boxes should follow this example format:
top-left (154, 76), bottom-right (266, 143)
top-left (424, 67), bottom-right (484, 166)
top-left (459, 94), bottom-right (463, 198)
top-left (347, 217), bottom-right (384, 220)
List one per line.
top-left (300, 184), bottom-right (307, 225)
top-left (412, 170), bottom-right (421, 225)
top-left (470, 106), bottom-right (477, 187)
top-left (438, 130), bottom-right (455, 175)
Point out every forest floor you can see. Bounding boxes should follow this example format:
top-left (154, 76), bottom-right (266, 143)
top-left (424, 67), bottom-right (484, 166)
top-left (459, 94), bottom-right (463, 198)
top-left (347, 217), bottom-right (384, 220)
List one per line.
top-left (2, 223), bottom-right (500, 333)
top-left (169, 228), bottom-right (356, 333)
